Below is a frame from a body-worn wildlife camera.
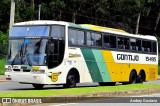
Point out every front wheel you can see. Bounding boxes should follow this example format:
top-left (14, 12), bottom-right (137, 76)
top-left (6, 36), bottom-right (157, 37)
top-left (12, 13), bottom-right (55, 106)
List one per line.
top-left (63, 71), bottom-right (77, 88)
top-left (32, 84), bottom-right (44, 89)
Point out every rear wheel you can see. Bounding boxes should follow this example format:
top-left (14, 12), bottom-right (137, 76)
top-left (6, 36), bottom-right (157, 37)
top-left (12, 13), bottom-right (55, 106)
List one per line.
top-left (137, 71), bottom-right (145, 83)
top-left (99, 82), bottom-right (116, 86)
top-left (63, 71), bottom-right (77, 88)
top-left (32, 84), bottom-right (44, 89)
top-left (122, 71), bottom-right (137, 85)
top-left (129, 71), bottom-right (137, 84)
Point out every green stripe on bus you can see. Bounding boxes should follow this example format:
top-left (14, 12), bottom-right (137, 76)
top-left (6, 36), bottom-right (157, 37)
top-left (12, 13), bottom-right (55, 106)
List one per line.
top-left (92, 50), bottom-right (111, 82)
top-left (81, 49), bottom-right (103, 82)
top-left (81, 49), bottom-right (111, 82)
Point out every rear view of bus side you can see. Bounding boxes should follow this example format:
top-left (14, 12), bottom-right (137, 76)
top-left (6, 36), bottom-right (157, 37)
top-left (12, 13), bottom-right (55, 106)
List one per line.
top-left (5, 21), bottom-right (158, 89)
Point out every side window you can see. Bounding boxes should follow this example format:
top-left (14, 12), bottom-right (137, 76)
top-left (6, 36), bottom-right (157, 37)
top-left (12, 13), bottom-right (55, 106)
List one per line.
top-left (51, 26), bottom-right (65, 39)
top-left (146, 41), bottom-right (151, 52)
top-left (87, 32), bottom-right (92, 46)
top-left (95, 33), bottom-right (102, 46)
top-left (152, 42), bottom-right (157, 53)
top-left (110, 35), bottom-right (116, 48)
top-left (124, 38), bottom-right (130, 50)
top-left (87, 32), bottom-right (102, 47)
top-left (130, 38), bottom-right (136, 50)
top-left (103, 34), bottom-right (110, 48)
top-left (68, 29), bottom-right (76, 45)
top-left (142, 41), bottom-right (147, 52)
top-left (77, 30), bottom-right (85, 46)
top-left (118, 37), bottom-right (125, 49)
top-left (136, 39), bottom-right (141, 51)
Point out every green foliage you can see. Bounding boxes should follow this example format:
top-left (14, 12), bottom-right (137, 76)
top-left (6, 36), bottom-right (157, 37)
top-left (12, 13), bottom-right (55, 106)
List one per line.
top-left (0, 31), bottom-right (8, 44)
top-left (0, 0), bottom-right (160, 36)
top-left (0, 58), bottom-right (5, 75)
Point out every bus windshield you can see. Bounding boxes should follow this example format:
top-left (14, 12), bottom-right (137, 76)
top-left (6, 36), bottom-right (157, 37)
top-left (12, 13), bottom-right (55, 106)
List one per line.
top-left (7, 39), bottom-right (48, 66)
top-left (11, 26), bottom-right (49, 37)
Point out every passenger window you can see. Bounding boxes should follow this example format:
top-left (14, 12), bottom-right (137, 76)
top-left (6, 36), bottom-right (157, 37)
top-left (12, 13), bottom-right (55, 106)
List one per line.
top-left (110, 35), bottom-right (116, 48)
top-left (118, 37), bottom-right (125, 49)
top-left (142, 41), bottom-right (147, 52)
top-left (130, 38), bottom-right (136, 50)
top-left (51, 26), bottom-right (65, 39)
top-left (124, 38), bottom-right (130, 50)
top-left (136, 39), bottom-right (141, 51)
top-left (152, 42), bottom-right (157, 53)
top-left (68, 29), bottom-right (76, 45)
top-left (77, 31), bottom-right (85, 46)
top-left (146, 41), bottom-right (151, 52)
top-left (103, 34), bottom-right (110, 48)
top-left (87, 32), bottom-right (92, 46)
top-left (87, 32), bottom-right (102, 47)
top-left (95, 33), bottom-right (102, 46)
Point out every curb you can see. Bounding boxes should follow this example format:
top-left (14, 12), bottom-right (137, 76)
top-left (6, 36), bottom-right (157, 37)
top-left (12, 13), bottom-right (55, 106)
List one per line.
top-left (0, 80), bottom-right (6, 82)
top-left (33, 88), bottom-right (160, 103)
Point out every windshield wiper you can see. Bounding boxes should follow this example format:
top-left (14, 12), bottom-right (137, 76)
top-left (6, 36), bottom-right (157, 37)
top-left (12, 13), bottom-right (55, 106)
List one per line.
top-left (11, 43), bottom-right (24, 66)
top-left (23, 44), bottom-right (32, 66)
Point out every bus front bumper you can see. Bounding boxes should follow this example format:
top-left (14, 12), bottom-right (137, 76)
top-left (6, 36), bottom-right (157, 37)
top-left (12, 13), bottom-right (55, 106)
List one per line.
top-left (5, 72), bottom-right (52, 84)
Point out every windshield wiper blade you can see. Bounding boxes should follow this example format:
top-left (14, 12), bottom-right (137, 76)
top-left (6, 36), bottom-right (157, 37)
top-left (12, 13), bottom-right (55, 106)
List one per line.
top-left (11, 43), bottom-right (23, 66)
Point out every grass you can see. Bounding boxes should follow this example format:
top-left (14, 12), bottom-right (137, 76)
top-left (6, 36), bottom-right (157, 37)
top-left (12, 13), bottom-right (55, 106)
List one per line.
top-left (0, 84), bottom-right (160, 97)
top-left (0, 58), bottom-right (5, 75)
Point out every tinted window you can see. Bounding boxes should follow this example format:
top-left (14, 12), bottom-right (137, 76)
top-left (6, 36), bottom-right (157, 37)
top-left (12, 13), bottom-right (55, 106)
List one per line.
top-left (142, 41), bottom-right (147, 51)
top-left (153, 42), bottom-right (157, 53)
top-left (110, 35), bottom-right (116, 48)
top-left (130, 38), bottom-right (136, 50)
top-left (51, 26), bottom-right (65, 39)
top-left (68, 28), bottom-right (85, 46)
top-left (77, 30), bottom-right (85, 46)
top-left (103, 34), bottom-right (110, 48)
top-left (87, 32), bottom-right (92, 46)
top-left (118, 37), bottom-right (125, 49)
top-left (124, 38), bottom-right (130, 50)
top-left (136, 39), bottom-right (141, 51)
top-left (146, 41), bottom-right (151, 52)
top-left (87, 32), bottom-right (102, 47)
top-left (68, 29), bottom-right (76, 45)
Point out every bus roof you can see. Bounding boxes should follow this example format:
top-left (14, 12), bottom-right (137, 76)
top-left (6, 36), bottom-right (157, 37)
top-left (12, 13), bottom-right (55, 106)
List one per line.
top-left (13, 20), bottom-right (157, 41)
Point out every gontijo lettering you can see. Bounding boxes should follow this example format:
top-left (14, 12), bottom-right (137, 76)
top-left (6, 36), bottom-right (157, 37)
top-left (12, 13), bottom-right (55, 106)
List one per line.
top-left (117, 54), bottom-right (139, 61)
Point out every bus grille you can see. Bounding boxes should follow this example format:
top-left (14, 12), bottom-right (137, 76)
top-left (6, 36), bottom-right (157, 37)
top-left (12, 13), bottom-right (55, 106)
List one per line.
top-left (13, 69), bottom-right (31, 72)
top-left (13, 69), bottom-right (20, 72)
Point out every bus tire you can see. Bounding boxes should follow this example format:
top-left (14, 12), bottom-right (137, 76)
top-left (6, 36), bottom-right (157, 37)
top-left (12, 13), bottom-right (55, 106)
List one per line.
top-left (32, 84), bottom-right (44, 89)
top-left (129, 70), bottom-right (137, 84)
top-left (137, 70), bottom-right (145, 83)
top-left (98, 82), bottom-right (116, 86)
top-left (63, 70), bottom-right (78, 88)
top-left (122, 70), bottom-right (137, 85)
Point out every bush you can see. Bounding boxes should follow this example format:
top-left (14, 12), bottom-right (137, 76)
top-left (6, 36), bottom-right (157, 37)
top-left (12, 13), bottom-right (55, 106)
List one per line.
top-left (0, 31), bottom-right (8, 58)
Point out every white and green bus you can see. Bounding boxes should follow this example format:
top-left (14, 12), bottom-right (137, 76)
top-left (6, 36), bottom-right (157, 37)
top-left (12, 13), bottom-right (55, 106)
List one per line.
top-left (5, 20), bottom-right (158, 89)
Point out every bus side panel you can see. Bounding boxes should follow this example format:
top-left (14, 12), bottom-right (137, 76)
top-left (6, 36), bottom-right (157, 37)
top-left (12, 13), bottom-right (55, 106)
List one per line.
top-left (81, 48), bottom-right (111, 82)
top-left (102, 50), bottom-right (130, 82)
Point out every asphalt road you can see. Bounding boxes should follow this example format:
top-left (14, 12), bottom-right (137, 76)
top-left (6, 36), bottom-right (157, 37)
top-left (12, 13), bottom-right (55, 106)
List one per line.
top-left (0, 79), bottom-right (159, 92)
